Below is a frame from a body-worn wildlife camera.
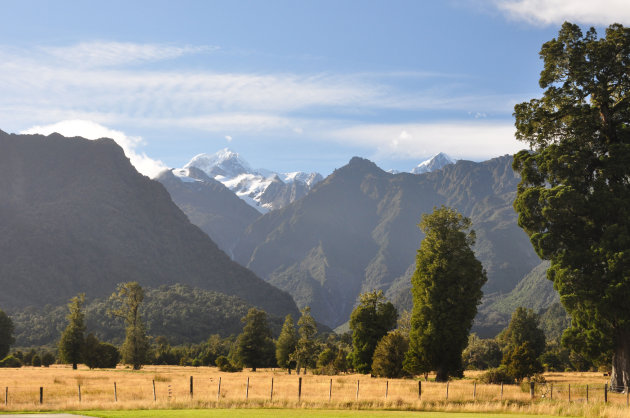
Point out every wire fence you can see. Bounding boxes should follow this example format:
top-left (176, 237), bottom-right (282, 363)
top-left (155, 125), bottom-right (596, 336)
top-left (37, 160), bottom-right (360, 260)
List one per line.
top-left (2, 374), bottom-right (630, 410)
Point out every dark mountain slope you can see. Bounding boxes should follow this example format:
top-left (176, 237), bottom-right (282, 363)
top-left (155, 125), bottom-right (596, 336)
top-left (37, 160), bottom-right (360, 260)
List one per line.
top-left (0, 130), bottom-right (298, 318)
top-left (234, 155), bottom-right (541, 327)
top-left (155, 168), bottom-right (261, 256)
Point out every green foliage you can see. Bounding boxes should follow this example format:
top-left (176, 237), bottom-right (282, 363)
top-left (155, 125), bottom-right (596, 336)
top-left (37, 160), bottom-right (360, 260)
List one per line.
top-left (0, 309), bottom-right (14, 359)
top-left (216, 355), bottom-right (242, 372)
top-left (404, 206), bottom-right (487, 381)
top-left (276, 314), bottom-right (297, 370)
top-left (109, 282), bottom-right (149, 370)
top-left (235, 308), bottom-right (275, 371)
top-left (83, 333), bottom-right (120, 369)
top-left (462, 334), bottom-right (502, 370)
top-left (31, 354), bottom-right (41, 367)
top-left (58, 294), bottom-right (86, 370)
top-left (478, 366), bottom-right (515, 385)
top-left (41, 352), bottom-right (55, 367)
top-left (512, 22), bottom-right (630, 388)
top-left (292, 307), bottom-right (318, 373)
top-left (349, 290), bottom-right (397, 374)
top-left (538, 302), bottom-right (571, 342)
top-left (499, 307), bottom-right (546, 358)
top-left (0, 355), bottom-right (22, 368)
top-left (502, 342), bottom-right (543, 383)
top-left (371, 330), bottom-right (410, 378)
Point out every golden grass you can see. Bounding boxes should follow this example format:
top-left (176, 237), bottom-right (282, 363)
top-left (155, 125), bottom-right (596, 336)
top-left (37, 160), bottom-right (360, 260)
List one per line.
top-left (0, 366), bottom-right (629, 417)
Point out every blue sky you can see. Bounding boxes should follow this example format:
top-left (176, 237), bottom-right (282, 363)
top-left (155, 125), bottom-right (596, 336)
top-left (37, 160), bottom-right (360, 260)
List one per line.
top-left (2, 1), bottom-right (630, 176)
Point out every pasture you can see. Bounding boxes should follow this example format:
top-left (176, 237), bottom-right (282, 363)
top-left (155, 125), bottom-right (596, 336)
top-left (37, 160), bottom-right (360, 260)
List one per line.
top-left (0, 366), bottom-right (629, 417)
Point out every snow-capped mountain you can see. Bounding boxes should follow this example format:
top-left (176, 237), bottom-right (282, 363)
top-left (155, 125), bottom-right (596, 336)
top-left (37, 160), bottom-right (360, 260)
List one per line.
top-left (411, 152), bottom-right (456, 174)
top-left (175, 148), bottom-right (323, 212)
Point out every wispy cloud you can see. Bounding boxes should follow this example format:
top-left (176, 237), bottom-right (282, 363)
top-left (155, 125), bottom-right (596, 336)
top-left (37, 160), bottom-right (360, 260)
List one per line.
top-left (21, 120), bottom-right (167, 178)
top-left (494, 0), bottom-right (630, 26)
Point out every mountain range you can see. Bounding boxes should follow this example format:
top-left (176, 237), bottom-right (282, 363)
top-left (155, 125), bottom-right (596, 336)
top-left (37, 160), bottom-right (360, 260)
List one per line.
top-left (0, 130), bottom-right (299, 320)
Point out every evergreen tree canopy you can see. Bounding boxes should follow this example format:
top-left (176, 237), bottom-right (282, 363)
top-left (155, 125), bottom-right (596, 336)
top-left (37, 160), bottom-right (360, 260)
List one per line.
top-left (0, 309), bottom-right (14, 359)
top-left (349, 290), bottom-right (397, 374)
top-left (292, 307), bottom-right (318, 373)
top-left (109, 282), bottom-right (149, 370)
top-left (512, 22), bottom-right (630, 390)
top-left (58, 294), bottom-right (86, 370)
top-left (235, 308), bottom-right (275, 371)
top-left (404, 206), bottom-right (487, 381)
top-left (499, 307), bottom-right (546, 358)
top-left (276, 314), bottom-right (297, 371)
top-left (371, 330), bottom-right (409, 378)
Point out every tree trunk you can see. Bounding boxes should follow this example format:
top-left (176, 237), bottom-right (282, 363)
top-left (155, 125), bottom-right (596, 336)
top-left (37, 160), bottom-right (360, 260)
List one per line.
top-left (610, 329), bottom-right (630, 392)
top-left (435, 367), bottom-right (448, 382)
top-left (72, 362), bottom-right (77, 370)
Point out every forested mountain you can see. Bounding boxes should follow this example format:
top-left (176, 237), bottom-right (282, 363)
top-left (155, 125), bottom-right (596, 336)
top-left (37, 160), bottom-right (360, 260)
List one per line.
top-left (0, 130), bottom-right (299, 319)
top-left (155, 167), bottom-right (261, 256)
top-left (232, 155), bottom-right (541, 327)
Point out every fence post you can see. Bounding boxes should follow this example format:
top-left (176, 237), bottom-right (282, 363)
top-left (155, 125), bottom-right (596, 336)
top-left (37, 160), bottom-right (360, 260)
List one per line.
top-left (626, 386), bottom-right (629, 407)
top-left (568, 384), bottom-right (571, 402)
top-left (385, 380), bottom-right (388, 399)
top-left (550, 383), bottom-right (553, 400)
top-left (190, 376), bottom-right (193, 399)
top-left (530, 381), bottom-right (535, 400)
top-left (152, 380), bottom-right (156, 402)
top-left (4, 386), bottom-right (7, 406)
top-left (114, 382), bottom-right (117, 402)
top-left (605, 383), bottom-right (608, 403)
top-left (78, 384), bottom-right (81, 402)
top-left (500, 382), bottom-right (503, 401)
top-left (356, 379), bottom-right (359, 400)
top-left (217, 377), bottom-right (221, 401)
top-left (270, 377), bottom-right (274, 402)
top-left (298, 377), bottom-right (302, 402)
top-left (39, 387), bottom-right (43, 404)
top-left (246, 377), bottom-right (249, 400)
top-left (586, 384), bottom-right (588, 403)
top-left (329, 378), bottom-right (332, 402)
top-left (473, 382), bottom-right (476, 400)
top-left (418, 381), bottom-right (422, 399)
top-left (446, 381), bottom-right (449, 400)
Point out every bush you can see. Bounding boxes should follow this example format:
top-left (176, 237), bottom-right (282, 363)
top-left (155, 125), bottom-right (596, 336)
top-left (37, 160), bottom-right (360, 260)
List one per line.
top-left (0, 355), bottom-right (23, 368)
top-left (215, 355), bottom-right (242, 372)
top-left (371, 330), bottom-right (410, 378)
top-left (31, 354), bottom-right (42, 367)
top-left (42, 352), bottom-right (56, 367)
top-left (479, 366), bottom-right (514, 384)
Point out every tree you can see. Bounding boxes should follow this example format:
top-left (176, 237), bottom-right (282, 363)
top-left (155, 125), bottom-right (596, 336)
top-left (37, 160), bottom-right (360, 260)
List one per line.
top-left (58, 294), bottom-right (86, 370)
top-left (404, 206), bottom-right (487, 381)
top-left (503, 342), bottom-right (544, 383)
top-left (371, 330), bottom-right (410, 378)
top-left (235, 308), bottom-right (275, 371)
top-left (276, 314), bottom-right (297, 372)
top-left (498, 307), bottom-right (546, 358)
top-left (83, 333), bottom-right (120, 369)
top-left (462, 334), bottom-right (502, 370)
top-left (511, 22), bottom-right (630, 390)
top-left (109, 282), bottom-right (149, 370)
top-left (349, 290), bottom-right (398, 374)
top-left (292, 307), bottom-right (318, 374)
top-left (0, 309), bottom-right (14, 359)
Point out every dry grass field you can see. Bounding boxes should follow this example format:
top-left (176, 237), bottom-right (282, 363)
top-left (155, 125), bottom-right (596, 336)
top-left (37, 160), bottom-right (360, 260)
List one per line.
top-left (0, 365), bottom-right (629, 417)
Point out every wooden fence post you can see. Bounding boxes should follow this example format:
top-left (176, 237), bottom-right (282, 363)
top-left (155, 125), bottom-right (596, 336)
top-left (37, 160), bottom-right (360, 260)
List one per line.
top-left (446, 381), bottom-right (449, 400)
top-left (152, 380), bottom-right (156, 401)
top-left (270, 377), bottom-right (274, 401)
top-left (473, 382), bottom-right (476, 400)
top-left (605, 383), bottom-right (608, 403)
top-left (530, 381), bottom-right (535, 400)
top-left (246, 377), bottom-right (249, 400)
top-left (190, 376), bottom-right (193, 399)
top-left (385, 380), bottom-right (388, 399)
top-left (626, 386), bottom-right (629, 407)
top-left (586, 384), bottom-right (588, 403)
top-left (356, 379), bottom-right (359, 400)
top-left (568, 384), bottom-right (571, 402)
top-left (114, 382), bottom-right (117, 402)
top-left (217, 377), bottom-right (221, 401)
top-left (39, 387), bottom-right (43, 404)
top-left (500, 382), bottom-right (503, 401)
top-left (4, 386), bottom-right (7, 406)
top-left (78, 384), bottom-right (81, 402)
top-left (298, 377), bottom-right (302, 402)
top-left (329, 378), bottom-right (332, 402)
top-left (550, 383), bottom-right (553, 400)
top-left (418, 381), bottom-right (422, 399)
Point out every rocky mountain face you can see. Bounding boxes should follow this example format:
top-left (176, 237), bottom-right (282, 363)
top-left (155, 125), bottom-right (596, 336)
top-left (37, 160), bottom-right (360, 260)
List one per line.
top-left (180, 149), bottom-right (323, 213)
top-left (0, 131), bottom-right (299, 319)
top-left (155, 167), bottom-right (261, 256)
top-left (232, 155), bottom-right (541, 327)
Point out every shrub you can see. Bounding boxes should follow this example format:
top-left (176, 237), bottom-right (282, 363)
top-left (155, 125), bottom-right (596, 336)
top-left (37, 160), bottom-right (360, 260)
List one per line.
top-left (42, 352), bottom-right (56, 367)
top-left (215, 355), bottom-right (242, 372)
top-left (0, 355), bottom-right (23, 368)
top-left (479, 366), bottom-right (514, 384)
top-left (31, 354), bottom-right (42, 367)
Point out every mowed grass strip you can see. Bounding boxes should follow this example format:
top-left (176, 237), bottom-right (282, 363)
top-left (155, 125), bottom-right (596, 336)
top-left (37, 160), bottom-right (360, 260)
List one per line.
top-left (79, 409), bottom-right (562, 418)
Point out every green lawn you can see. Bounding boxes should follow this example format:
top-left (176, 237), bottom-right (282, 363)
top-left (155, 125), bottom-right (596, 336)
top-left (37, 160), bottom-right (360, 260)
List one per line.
top-left (76, 409), bottom-right (561, 418)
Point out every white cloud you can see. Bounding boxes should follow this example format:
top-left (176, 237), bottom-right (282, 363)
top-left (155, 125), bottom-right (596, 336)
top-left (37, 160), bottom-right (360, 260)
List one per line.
top-left (494, 0), bottom-right (630, 26)
top-left (331, 121), bottom-right (521, 160)
top-left (20, 120), bottom-right (167, 178)
top-left (225, 135), bottom-right (233, 142)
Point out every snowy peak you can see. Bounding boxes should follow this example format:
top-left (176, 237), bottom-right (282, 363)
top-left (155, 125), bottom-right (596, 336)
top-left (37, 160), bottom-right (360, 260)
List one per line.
top-left (412, 152), bottom-right (455, 174)
top-left (177, 149), bottom-right (322, 212)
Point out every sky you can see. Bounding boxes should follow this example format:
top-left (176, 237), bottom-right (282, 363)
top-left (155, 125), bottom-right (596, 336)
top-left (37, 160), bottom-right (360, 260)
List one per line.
top-left (2, 0), bottom-right (630, 177)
